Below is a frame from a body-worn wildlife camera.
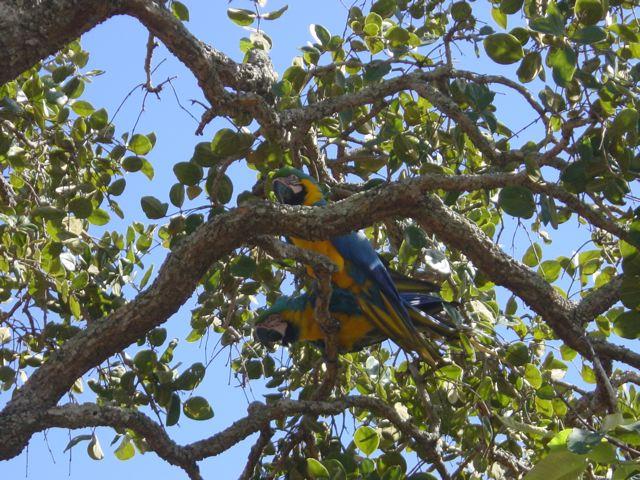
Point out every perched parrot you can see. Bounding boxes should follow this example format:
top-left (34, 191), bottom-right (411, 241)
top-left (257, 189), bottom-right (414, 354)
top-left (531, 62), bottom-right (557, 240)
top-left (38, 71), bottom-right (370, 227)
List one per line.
top-left (255, 288), bottom-right (456, 355)
top-left (270, 167), bottom-right (457, 365)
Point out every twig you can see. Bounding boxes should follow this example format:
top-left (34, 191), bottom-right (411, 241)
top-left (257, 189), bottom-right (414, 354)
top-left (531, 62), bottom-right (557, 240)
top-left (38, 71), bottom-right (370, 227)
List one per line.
top-left (143, 33), bottom-right (162, 95)
top-left (238, 426), bottom-right (273, 480)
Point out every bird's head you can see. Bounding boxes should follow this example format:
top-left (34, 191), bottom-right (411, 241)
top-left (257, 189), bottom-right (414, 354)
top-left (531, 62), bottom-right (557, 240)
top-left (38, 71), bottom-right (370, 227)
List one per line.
top-left (271, 167), bottom-right (325, 206)
top-left (254, 295), bottom-right (304, 346)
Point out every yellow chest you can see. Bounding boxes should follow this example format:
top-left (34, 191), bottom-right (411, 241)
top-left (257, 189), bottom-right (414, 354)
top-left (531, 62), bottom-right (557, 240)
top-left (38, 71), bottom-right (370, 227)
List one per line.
top-left (290, 237), bottom-right (357, 290)
top-left (295, 307), bottom-right (376, 352)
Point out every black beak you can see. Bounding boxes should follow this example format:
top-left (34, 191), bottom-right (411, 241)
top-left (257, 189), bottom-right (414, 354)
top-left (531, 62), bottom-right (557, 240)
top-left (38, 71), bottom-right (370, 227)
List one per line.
top-left (256, 326), bottom-right (285, 344)
top-left (273, 178), bottom-right (294, 204)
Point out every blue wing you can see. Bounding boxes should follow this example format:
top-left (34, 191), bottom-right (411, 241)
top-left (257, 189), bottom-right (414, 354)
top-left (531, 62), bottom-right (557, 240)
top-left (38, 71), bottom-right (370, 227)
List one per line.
top-left (331, 232), bottom-right (408, 317)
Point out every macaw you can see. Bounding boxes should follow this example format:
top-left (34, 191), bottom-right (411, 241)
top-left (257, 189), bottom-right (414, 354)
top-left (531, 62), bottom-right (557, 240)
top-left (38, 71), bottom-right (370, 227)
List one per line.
top-left (255, 288), bottom-right (456, 356)
top-left (271, 167), bottom-right (457, 365)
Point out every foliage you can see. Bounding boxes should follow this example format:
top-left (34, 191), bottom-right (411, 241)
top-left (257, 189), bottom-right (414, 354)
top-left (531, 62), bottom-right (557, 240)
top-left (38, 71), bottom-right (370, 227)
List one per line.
top-left (1, 0), bottom-right (640, 479)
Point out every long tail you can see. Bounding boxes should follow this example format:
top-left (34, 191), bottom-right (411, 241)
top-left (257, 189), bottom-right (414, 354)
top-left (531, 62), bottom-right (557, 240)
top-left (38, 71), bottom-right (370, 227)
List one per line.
top-left (400, 292), bottom-right (460, 339)
top-left (387, 266), bottom-right (441, 294)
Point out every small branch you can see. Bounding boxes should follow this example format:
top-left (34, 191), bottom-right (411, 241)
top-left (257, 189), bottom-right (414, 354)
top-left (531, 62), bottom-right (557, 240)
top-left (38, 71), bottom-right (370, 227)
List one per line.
top-left (195, 108), bottom-right (216, 136)
top-left (238, 426), bottom-right (273, 480)
top-left (452, 70), bottom-right (549, 131)
top-left (255, 236), bottom-right (338, 275)
top-left (573, 275), bottom-right (622, 326)
top-left (41, 403), bottom-right (202, 480)
top-left (312, 269), bottom-right (338, 400)
top-left (143, 33), bottom-right (162, 94)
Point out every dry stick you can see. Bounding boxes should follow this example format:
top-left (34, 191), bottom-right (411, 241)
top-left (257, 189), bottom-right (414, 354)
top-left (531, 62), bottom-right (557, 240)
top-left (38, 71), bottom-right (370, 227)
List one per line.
top-left (238, 426), bottom-right (273, 480)
top-left (311, 268), bottom-right (339, 400)
top-left (143, 33), bottom-right (162, 95)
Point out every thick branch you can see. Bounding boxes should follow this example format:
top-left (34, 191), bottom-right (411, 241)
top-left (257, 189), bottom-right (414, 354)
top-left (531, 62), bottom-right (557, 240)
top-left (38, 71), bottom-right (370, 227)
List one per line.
top-left (574, 275), bottom-right (623, 326)
top-left (0, 0), bottom-right (118, 84)
top-left (38, 397), bottom-right (443, 475)
top-left (411, 194), bottom-right (637, 369)
top-left (41, 403), bottom-right (201, 479)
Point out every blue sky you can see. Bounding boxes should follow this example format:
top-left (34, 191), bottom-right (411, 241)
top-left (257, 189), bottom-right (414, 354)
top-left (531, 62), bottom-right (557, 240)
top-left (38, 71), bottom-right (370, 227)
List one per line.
top-left (1, 1), bottom-right (608, 479)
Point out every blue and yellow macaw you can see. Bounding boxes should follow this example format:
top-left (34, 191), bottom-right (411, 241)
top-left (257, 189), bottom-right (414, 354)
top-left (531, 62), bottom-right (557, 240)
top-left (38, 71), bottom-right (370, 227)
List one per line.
top-left (271, 167), bottom-right (457, 365)
top-left (255, 288), bottom-right (455, 356)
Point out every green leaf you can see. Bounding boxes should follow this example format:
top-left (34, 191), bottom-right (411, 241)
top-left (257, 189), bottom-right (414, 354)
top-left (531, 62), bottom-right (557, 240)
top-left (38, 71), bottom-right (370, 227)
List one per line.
top-left (87, 434), bottom-right (104, 461)
top-left (505, 342), bottom-right (529, 366)
top-left (560, 345), bottom-right (577, 361)
top-left (171, 1), bottom-right (189, 21)
top-left (451, 2), bottom-right (472, 22)
top-left (517, 52), bottom-right (542, 83)
top-left (523, 449), bottom-right (587, 480)
top-left (128, 134), bottom-right (152, 155)
top-left (262, 5), bottom-right (288, 20)
top-left (310, 24), bottom-right (331, 46)
top-left (523, 243), bottom-right (542, 267)
top-left (68, 296), bottom-right (81, 318)
top-left (174, 362), bottom-right (206, 391)
top-left (210, 128), bottom-right (254, 157)
top-left (307, 458), bottom-right (330, 479)
top-left (166, 393), bottom-right (181, 426)
top-left (570, 26), bottom-right (606, 44)
top-left (71, 101), bottom-right (94, 117)
top-left (140, 196), bottom-right (168, 220)
top-left (148, 327), bottom-right (167, 347)
top-left (524, 363), bottom-right (543, 388)
top-left (621, 274), bottom-right (640, 310)
top-left (71, 271), bottom-right (89, 290)
top-left (227, 8), bottom-right (256, 26)
top-left (354, 425), bottom-right (380, 456)
top-left (169, 183), bottom-right (185, 208)
top-left (133, 349), bottom-right (157, 373)
top-left (87, 208), bottom-right (109, 226)
top-left (64, 434), bottom-right (93, 453)
top-left (68, 197), bottom-right (93, 219)
top-left (483, 33), bottom-right (524, 64)
top-left (207, 174), bottom-right (233, 204)
top-left (363, 61), bottom-right (391, 83)
top-left (108, 178), bottom-right (126, 196)
top-left (491, 8), bottom-right (507, 29)
top-left (183, 396), bottom-right (214, 420)
top-left (499, 415), bottom-right (550, 437)
top-left (192, 141), bottom-right (220, 167)
top-left (173, 162), bottom-right (203, 186)
top-left (186, 185), bottom-right (202, 200)
top-left (538, 260), bottom-right (562, 282)
top-left (114, 437), bottom-right (135, 461)
top-left (548, 46), bottom-right (577, 86)
top-left (139, 265), bottom-right (154, 289)
top-left (122, 156), bottom-right (143, 172)
top-left (140, 158), bottom-right (154, 180)
top-left (89, 108), bottom-right (108, 129)
top-left (529, 14), bottom-right (565, 36)
top-left (610, 108), bottom-right (639, 138)
top-left (230, 255), bottom-right (257, 278)
top-left (32, 205), bottom-right (66, 221)
top-left (498, 186), bottom-right (535, 218)
top-left (567, 428), bottom-right (603, 454)
top-left (371, 0), bottom-right (396, 17)
top-left (574, 0), bottom-right (603, 26)
top-left (613, 310), bottom-right (640, 339)
top-left (500, 0), bottom-right (523, 14)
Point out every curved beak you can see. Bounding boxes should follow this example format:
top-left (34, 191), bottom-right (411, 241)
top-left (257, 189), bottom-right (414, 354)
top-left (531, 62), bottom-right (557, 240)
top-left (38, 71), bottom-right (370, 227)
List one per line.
top-left (273, 177), bottom-right (303, 205)
top-left (255, 317), bottom-right (289, 345)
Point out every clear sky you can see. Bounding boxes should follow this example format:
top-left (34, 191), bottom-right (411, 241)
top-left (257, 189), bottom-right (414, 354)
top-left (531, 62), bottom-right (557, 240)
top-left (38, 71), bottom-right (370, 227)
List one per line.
top-left (1, 1), bottom-right (602, 479)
